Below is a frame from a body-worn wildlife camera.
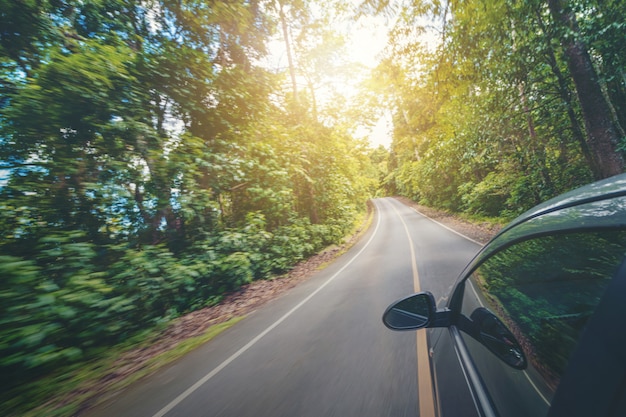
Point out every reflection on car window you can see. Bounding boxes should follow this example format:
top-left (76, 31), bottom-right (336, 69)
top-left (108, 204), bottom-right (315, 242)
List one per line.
top-left (460, 231), bottom-right (626, 417)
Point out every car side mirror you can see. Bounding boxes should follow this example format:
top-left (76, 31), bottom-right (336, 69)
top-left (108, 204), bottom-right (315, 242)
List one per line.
top-left (383, 292), bottom-right (441, 330)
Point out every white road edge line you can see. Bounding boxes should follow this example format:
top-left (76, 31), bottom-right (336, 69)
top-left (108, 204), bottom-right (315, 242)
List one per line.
top-left (409, 206), bottom-right (483, 246)
top-left (151, 203), bottom-right (383, 417)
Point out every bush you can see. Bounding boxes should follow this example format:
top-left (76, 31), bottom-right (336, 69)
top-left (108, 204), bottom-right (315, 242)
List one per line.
top-left (460, 172), bottom-right (510, 217)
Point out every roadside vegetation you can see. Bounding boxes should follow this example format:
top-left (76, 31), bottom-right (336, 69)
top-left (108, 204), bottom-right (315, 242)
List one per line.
top-left (366, 0), bottom-right (626, 219)
top-left (1, 0), bottom-right (625, 415)
top-left (0, 1), bottom-right (378, 414)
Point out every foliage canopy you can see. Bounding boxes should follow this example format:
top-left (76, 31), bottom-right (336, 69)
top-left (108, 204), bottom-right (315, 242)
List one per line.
top-left (369, 0), bottom-right (626, 217)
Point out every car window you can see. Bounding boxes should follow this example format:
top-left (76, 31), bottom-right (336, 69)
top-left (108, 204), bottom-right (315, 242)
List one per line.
top-left (458, 230), bottom-right (626, 417)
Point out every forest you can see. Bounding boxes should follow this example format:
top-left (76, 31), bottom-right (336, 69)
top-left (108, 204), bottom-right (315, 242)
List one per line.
top-left (370, 0), bottom-right (626, 216)
top-left (1, 0), bottom-right (625, 414)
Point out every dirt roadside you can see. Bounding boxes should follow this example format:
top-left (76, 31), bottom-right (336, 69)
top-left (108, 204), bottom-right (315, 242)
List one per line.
top-left (75, 197), bottom-right (502, 414)
top-left (394, 197), bottom-right (503, 245)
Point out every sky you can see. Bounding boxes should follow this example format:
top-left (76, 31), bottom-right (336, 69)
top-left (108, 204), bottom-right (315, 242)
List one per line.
top-left (345, 15), bottom-right (390, 68)
top-left (347, 15), bottom-right (394, 148)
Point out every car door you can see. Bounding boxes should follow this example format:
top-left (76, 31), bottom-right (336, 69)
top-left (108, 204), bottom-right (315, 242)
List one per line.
top-left (452, 229), bottom-right (626, 417)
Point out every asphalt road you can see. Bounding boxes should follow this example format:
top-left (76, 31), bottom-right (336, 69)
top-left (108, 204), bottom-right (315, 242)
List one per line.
top-left (87, 198), bottom-right (481, 417)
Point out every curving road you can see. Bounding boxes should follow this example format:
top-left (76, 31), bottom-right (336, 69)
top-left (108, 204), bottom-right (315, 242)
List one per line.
top-left (86, 198), bottom-right (481, 417)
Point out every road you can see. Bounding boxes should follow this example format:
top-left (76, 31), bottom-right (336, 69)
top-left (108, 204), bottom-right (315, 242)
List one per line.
top-left (87, 198), bottom-right (481, 417)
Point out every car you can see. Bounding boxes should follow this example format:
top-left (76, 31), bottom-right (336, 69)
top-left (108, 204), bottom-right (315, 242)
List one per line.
top-left (382, 173), bottom-right (626, 417)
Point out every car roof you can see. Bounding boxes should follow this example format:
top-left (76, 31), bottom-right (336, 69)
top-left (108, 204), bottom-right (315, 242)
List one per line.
top-left (495, 173), bottom-right (626, 238)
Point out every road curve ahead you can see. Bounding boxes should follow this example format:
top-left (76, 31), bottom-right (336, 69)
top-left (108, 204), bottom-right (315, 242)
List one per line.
top-left (87, 198), bottom-right (481, 417)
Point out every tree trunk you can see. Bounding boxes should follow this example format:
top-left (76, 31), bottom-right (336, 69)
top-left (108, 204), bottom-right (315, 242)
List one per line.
top-left (279, 1), bottom-right (298, 105)
top-left (518, 81), bottom-right (554, 196)
top-left (306, 77), bottom-right (318, 121)
top-left (548, 0), bottom-right (624, 179)
top-left (533, 7), bottom-right (594, 172)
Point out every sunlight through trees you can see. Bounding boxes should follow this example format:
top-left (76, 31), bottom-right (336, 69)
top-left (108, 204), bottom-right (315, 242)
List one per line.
top-left (1, 0), bottom-right (625, 413)
top-left (365, 0), bottom-right (626, 217)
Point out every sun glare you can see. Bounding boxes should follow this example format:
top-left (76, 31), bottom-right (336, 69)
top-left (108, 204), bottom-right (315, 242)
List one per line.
top-left (263, 3), bottom-right (394, 148)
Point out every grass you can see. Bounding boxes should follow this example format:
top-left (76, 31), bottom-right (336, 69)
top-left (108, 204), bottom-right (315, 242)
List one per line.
top-left (10, 316), bottom-right (245, 417)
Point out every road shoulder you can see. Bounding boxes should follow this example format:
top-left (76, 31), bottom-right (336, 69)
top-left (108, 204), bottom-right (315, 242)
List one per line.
top-left (394, 197), bottom-right (502, 245)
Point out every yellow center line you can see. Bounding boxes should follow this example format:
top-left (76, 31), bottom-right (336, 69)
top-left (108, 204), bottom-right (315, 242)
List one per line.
top-left (391, 203), bottom-right (437, 417)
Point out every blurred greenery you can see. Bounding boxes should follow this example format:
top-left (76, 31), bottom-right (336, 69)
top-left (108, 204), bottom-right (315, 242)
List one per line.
top-left (5, 317), bottom-right (244, 417)
top-left (0, 0), bottom-right (381, 413)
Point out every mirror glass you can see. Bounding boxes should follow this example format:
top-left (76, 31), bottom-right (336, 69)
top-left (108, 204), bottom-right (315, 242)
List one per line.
top-left (383, 293), bottom-right (432, 330)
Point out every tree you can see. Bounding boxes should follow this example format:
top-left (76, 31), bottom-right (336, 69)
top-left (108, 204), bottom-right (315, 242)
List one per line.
top-left (548, 0), bottom-right (624, 178)
top-left (364, 0), bottom-right (624, 217)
